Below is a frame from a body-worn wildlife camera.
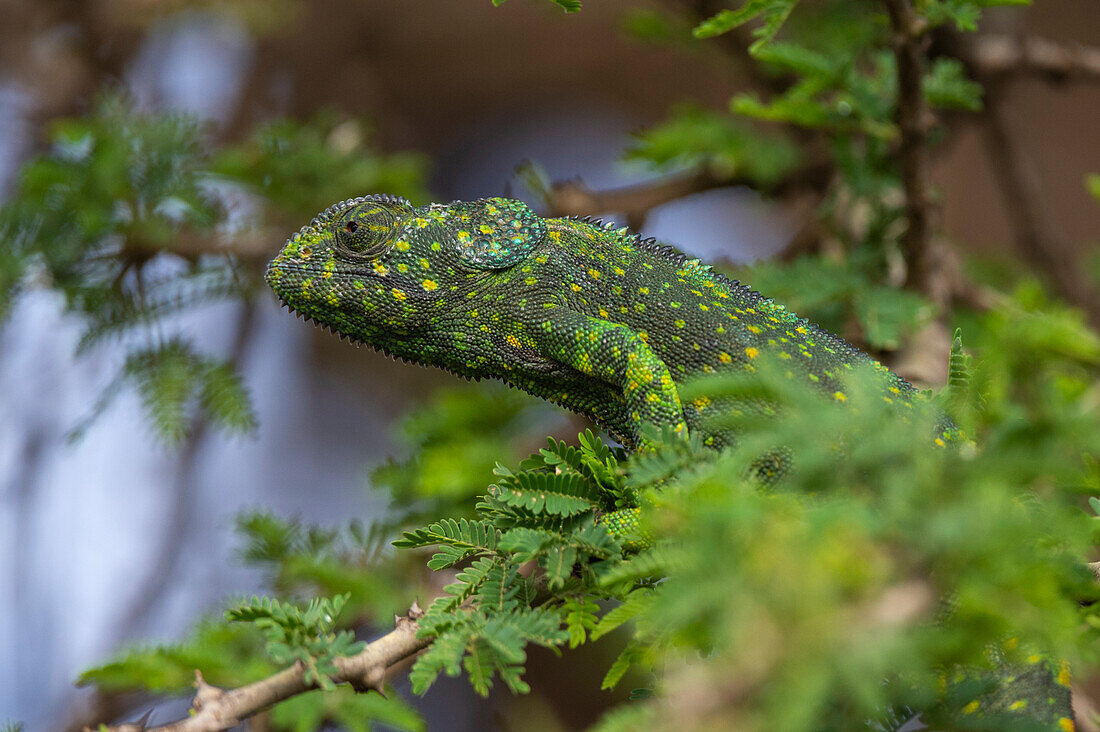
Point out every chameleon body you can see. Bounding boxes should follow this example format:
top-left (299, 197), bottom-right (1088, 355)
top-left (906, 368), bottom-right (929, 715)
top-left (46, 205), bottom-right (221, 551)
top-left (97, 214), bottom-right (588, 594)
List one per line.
top-left (266, 194), bottom-right (1073, 729)
top-left (265, 194), bottom-right (913, 449)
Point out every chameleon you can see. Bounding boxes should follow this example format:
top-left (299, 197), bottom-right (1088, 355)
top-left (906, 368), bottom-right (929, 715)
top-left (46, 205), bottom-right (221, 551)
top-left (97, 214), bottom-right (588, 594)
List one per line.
top-left (266, 193), bottom-right (1074, 730)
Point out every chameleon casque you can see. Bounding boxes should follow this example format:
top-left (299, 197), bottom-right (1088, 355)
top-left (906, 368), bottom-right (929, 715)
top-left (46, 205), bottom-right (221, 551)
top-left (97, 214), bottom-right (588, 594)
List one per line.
top-left (266, 193), bottom-right (1074, 729)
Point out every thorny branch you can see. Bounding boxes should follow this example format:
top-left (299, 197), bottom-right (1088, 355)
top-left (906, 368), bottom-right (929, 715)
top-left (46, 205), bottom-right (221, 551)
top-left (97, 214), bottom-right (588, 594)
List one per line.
top-left (94, 602), bottom-right (430, 732)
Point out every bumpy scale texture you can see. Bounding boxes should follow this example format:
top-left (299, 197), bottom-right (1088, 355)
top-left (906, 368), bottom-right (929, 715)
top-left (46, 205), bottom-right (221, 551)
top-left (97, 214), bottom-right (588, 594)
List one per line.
top-left (267, 194), bottom-right (1073, 730)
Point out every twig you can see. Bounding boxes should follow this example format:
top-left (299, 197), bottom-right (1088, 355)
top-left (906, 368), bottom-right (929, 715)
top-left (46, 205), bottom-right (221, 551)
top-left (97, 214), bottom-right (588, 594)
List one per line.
top-left (95, 601), bottom-right (430, 732)
top-left (972, 35), bottom-right (1100, 83)
top-left (545, 160), bottom-right (833, 231)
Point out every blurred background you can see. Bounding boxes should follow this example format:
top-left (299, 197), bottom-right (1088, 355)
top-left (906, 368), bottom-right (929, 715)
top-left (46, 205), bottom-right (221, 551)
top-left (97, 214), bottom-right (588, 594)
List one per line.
top-left (1, 0), bottom-right (1098, 730)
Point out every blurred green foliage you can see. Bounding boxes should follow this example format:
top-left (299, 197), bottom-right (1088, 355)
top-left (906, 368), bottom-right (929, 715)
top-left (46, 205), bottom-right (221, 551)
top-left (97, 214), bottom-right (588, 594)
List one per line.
top-left (371, 383), bottom-right (566, 521)
top-left (1, 0), bottom-right (1089, 730)
top-left (0, 95), bottom-right (429, 444)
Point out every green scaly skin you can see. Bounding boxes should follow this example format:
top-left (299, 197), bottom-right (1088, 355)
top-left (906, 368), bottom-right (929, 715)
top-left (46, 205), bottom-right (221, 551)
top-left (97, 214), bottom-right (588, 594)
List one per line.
top-left (266, 194), bottom-right (1074, 730)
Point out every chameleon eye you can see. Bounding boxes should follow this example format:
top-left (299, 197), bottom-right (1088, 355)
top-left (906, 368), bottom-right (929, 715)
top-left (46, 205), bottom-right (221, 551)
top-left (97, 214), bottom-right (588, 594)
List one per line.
top-left (335, 205), bottom-right (398, 259)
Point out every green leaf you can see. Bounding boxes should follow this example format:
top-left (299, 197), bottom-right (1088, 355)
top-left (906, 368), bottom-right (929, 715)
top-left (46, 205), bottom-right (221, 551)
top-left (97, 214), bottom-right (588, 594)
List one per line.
top-left (394, 518), bottom-right (499, 553)
top-left (921, 0), bottom-right (1031, 33)
top-left (923, 58), bottom-right (984, 111)
top-left (592, 590), bottom-right (657, 641)
top-left (564, 598), bottom-right (601, 648)
top-left (541, 545), bottom-right (578, 590)
top-left (601, 640), bottom-right (648, 690)
top-left (693, 0), bottom-right (799, 52)
top-left (408, 630), bottom-right (468, 695)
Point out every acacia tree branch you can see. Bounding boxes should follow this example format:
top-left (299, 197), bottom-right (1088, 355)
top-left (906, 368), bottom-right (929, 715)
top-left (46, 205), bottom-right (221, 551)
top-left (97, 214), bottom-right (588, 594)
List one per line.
top-left (971, 35), bottom-right (1100, 82)
top-left (544, 159), bottom-right (834, 231)
top-left (880, 0), bottom-right (949, 310)
top-left (96, 602), bottom-right (430, 732)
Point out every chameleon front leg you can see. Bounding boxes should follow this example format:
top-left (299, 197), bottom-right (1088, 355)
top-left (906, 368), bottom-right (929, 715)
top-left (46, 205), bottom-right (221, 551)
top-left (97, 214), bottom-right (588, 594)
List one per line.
top-left (530, 308), bottom-right (686, 448)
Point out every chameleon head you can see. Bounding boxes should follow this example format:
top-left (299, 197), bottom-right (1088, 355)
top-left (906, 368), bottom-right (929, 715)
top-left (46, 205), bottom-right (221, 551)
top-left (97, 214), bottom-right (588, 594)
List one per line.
top-left (265, 194), bottom-right (455, 345)
top-left (266, 194), bottom-right (548, 349)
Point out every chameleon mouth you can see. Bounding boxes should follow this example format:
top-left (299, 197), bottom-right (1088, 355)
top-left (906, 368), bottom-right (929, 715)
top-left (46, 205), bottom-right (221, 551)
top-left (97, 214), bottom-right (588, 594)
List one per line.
top-left (270, 287), bottom-right (366, 349)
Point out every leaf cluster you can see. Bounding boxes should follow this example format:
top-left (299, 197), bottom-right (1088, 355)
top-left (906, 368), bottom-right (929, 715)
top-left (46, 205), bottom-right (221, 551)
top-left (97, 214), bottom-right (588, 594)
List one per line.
top-left (393, 431), bottom-right (638, 696)
top-left (226, 594), bottom-right (364, 690)
top-left (0, 95), bottom-right (429, 442)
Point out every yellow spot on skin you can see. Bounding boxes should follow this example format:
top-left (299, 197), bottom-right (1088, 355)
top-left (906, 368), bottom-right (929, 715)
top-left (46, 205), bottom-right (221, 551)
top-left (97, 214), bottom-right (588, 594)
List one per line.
top-left (796, 326), bottom-right (808, 334)
top-left (570, 283), bottom-right (582, 292)
top-left (1027, 654), bottom-right (1042, 664)
top-left (373, 262), bottom-right (388, 276)
top-left (1058, 663), bottom-right (1072, 687)
top-left (692, 396), bottom-right (711, 410)
top-left (934, 437), bottom-right (946, 447)
top-left (1008, 700), bottom-right (1027, 711)
top-left (718, 352), bottom-right (732, 364)
top-left (674, 319), bottom-right (685, 329)
top-left (419, 258), bottom-right (431, 270)
top-left (1004, 637), bottom-right (1018, 650)
top-left (614, 266), bottom-right (625, 275)
top-left (394, 240), bottom-right (410, 252)
top-left (1059, 719), bottom-right (1075, 732)
top-left (421, 279), bottom-right (438, 291)
top-left (506, 334), bottom-right (521, 348)
top-left (745, 347), bottom-right (759, 359)
top-left (391, 288), bottom-right (407, 300)
top-left (588, 268), bottom-right (601, 280)
top-left (834, 391), bottom-right (847, 402)
top-left (599, 307), bottom-right (609, 318)
top-left (962, 701), bottom-right (980, 715)
top-left (747, 325), bottom-right (762, 334)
